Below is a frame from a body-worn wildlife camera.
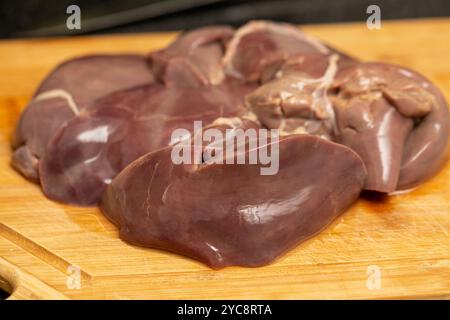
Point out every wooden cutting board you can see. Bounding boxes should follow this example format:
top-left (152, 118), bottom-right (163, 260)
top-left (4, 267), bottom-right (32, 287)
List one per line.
top-left (1, 18), bottom-right (449, 300)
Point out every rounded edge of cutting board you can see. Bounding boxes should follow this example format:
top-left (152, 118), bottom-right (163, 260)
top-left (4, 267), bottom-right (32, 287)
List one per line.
top-left (0, 257), bottom-right (69, 300)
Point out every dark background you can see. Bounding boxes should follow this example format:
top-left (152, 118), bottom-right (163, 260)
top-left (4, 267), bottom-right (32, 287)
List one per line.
top-left (1, 0), bottom-right (450, 38)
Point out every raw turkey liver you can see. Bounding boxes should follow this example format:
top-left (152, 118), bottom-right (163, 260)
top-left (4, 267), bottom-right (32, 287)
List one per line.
top-left (39, 81), bottom-right (254, 205)
top-left (11, 20), bottom-right (450, 268)
top-left (100, 127), bottom-right (367, 269)
top-left (11, 55), bottom-right (154, 181)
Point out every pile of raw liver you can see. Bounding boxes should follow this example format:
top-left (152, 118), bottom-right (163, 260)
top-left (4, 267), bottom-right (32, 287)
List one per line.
top-left (11, 21), bottom-right (449, 269)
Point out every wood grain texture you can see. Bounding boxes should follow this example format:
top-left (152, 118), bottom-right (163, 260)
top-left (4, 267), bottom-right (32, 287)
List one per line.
top-left (0, 18), bottom-right (449, 300)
